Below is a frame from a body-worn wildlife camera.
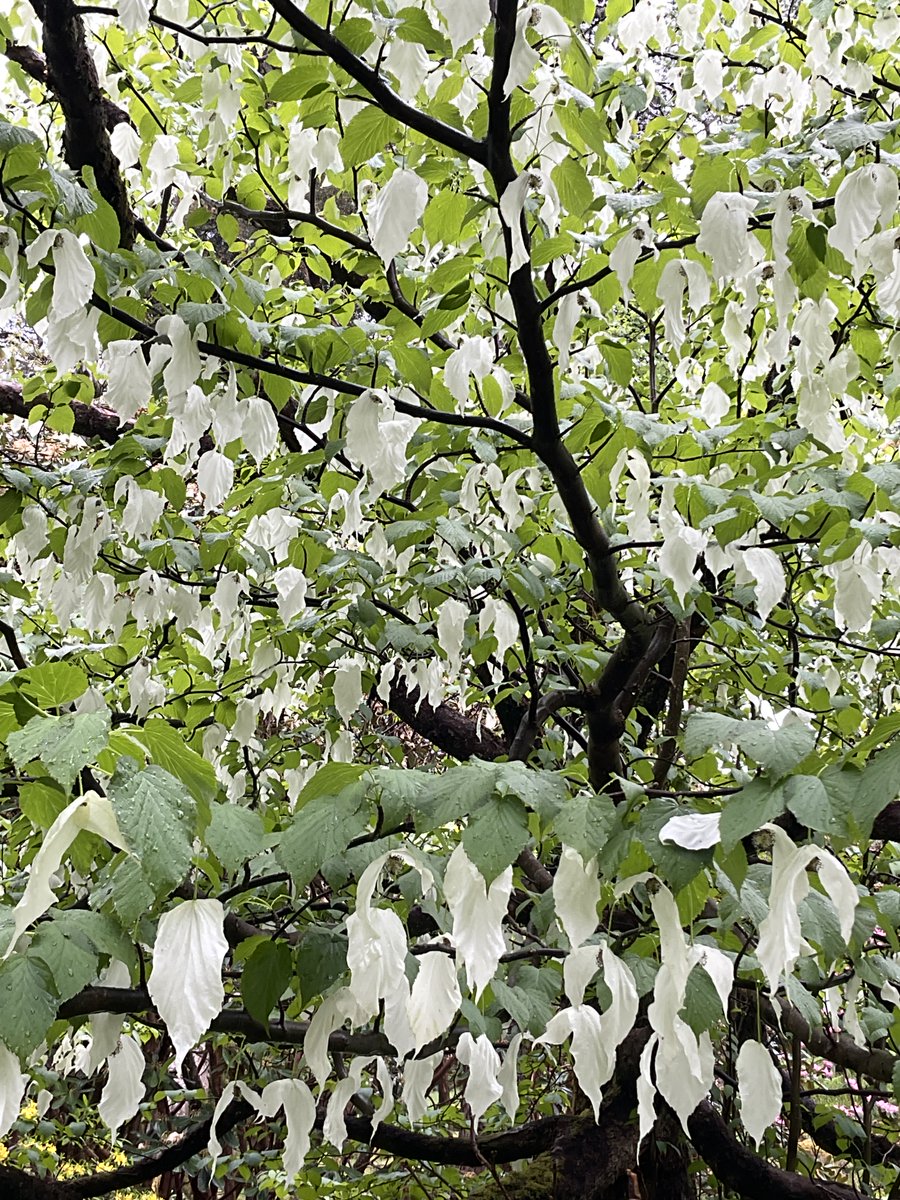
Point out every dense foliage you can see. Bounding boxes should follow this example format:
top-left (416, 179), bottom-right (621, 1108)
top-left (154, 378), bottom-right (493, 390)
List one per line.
top-left (2, 0), bottom-right (900, 1196)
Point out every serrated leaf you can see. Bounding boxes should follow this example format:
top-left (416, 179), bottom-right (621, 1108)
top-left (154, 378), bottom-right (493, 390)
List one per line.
top-left (241, 940), bottom-right (293, 1029)
top-left (109, 766), bottom-right (195, 889)
top-left (276, 785), bottom-right (369, 891)
top-left (29, 919), bottom-right (99, 1003)
top-left (719, 780), bottom-right (786, 851)
top-left (297, 926), bottom-right (348, 1003)
top-left (462, 794), bottom-right (529, 885)
top-left (17, 662), bottom-right (88, 707)
top-left (205, 804), bottom-right (269, 874)
top-left (784, 775), bottom-right (844, 835)
top-left (0, 955), bottom-right (57, 1056)
top-left (137, 721), bottom-right (218, 803)
top-left (492, 968), bottom-right (558, 1035)
top-left (341, 107), bottom-right (401, 168)
top-left (6, 711), bottom-right (110, 790)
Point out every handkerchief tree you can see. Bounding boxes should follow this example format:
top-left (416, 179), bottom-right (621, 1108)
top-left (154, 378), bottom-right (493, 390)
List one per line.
top-left (1, 1), bottom-right (900, 1197)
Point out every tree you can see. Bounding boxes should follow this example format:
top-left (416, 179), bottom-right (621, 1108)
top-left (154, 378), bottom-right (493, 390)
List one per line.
top-left (1, 0), bottom-right (900, 1196)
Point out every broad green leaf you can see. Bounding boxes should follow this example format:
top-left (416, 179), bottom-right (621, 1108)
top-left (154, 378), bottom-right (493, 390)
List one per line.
top-left (341, 107), bottom-right (401, 168)
top-left (462, 794), bottom-right (530, 885)
top-left (109, 766), bottom-right (195, 889)
top-left (0, 955), bottom-right (57, 1056)
top-left (276, 786), bottom-right (369, 891)
top-left (297, 925), bottom-right (348, 1004)
top-left (551, 791), bottom-right (616, 861)
top-left (29, 920), bottom-right (99, 1003)
top-left (17, 662), bottom-right (88, 707)
top-left (492, 967), bottom-right (558, 1036)
top-left (205, 804), bottom-right (269, 874)
top-left (137, 721), bottom-right (218, 803)
top-left (719, 780), bottom-right (786, 851)
top-left (240, 939), bottom-right (293, 1028)
top-left (6, 711), bottom-right (110, 790)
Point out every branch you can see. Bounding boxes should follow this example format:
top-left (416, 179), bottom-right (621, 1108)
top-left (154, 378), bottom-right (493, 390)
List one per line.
top-left (40, 0), bottom-right (134, 246)
top-left (763, 993), bottom-right (899, 1085)
top-left (65, 1098), bottom-right (254, 1199)
top-left (688, 1101), bottom-right (859, 1199)
top-left (387, 678), bottom-right (508, 762)
top-left (266, 0), bottom-right (487, 165)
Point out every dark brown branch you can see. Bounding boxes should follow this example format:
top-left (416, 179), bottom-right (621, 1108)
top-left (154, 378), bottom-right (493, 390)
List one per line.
top-left (387, 678), bottom-right (508, 762)
top-left (688, 1101), bottom-right (859, 1199)
top-left (267, 0), bottom-right (487, 165)
top-left (40, 0), bottom-right (134, 246)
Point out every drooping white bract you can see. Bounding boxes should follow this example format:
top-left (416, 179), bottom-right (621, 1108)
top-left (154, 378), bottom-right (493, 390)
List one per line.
top-left (736, 1039), bottom-right (781, 1146)
top-left (346, 851), bottom-right (434, 1056)
top-left (273, 565), bottom-right (308, 624)
top-left (756, 826), bottom-right (858, 993)
top-left (402, 1051), bottom-right (442, 1123)
top-left (656, 258), bottom-right (710, 354)
top-left (2, 792), bottom-right (128, 959)
top-left (645, 886), bottom-right (717, 1132)
top-left (697, 381), bottom-right (730, 428)
top-left (98, 1034), bottom-right (145, 1138)
top-left (824, 542), bottom-right (884, 633)
top-left (553, 845), bottom-right (601, 947)
top-left (537, 944), bottom-right (638, 1120)
top-left (148, 900), bottom-right (229, 1073)
top-left (659, 812), bottom-right (721, 850)
top-left (444, 336), bottom-right (494, 407)
top-left (504, 4), bottom-right (541, 95)
top-left (456, 1033), bottom-right (503, 1125)
top-left (344, 389), bottom-right (421, 500)
top-left (158, 313), bottom-right (203, 399)
top-left (436, 597), bottom-right (468, 675)
top-left (828, 164), bottom-right (898, 277)
top-left (0, 225), bottom-right (20, 308)
top-left (696, 192), bottom-right (761, 284)
top-left (110, 122), bottom-right (142, 168)
top-left (740, 547), bottom-right (785, 624)
top-left (196, 449), bottom-right (234, 513)
top-left (324, 1055), bottom-right (393, 1147)
top-left (498, 1032), bottom-right (523, 1122)
top-left (86, 959), bottom-right (132, 1074)
top-left (499, 173), bottom-right (534, 275)
top-left (443, 844), bottom-right (511, 999)
top-left (119, 0), bottom-right (151, 32)
top-left (658, 517), bottom-right (706, 606)
top-left (332, 659), bottom-right (363, 725)
top-left (304, 988), bottom-right (369, 1090)
top-left (553, 291), bottom-right (581, 370)
top-left (0, 1042), bottom-right (26, 1138)
top-left (208, 1079), bottom-right (262, 1162)
top-left (610, 219), bottom-right (653, 303)
top-left (257, 1079), bottom-right (317, 1178)
top-left (408, 951), bottom-right (462, 1051)
top-left (26, 228), bottom-right (95, 320)
top-left (369, 170), bottom-right (428, 266)
top-left (433, 0), bottom-right (490, 51)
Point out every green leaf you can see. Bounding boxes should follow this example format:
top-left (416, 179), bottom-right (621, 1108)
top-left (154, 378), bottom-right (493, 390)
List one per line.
top-left (297, 925), bottom-right (348, 1003)
top-left (277, 785), bottom-right (369, 891)
top-left (96, 857), bottom-right (157, 928)
top-left (241, 939), bottom-right (293, 1028)
top-left (719, 780), bottom-right (786, 851)
top-left (17, 662), bottom-right (88, 707)
top-left (29, 919), bottom-right (99, 1003)
top-left (52, 909), bottom-right (136, 970)
top-left (684, 713), bottom-right (814, 777)
top-left (293, 762), bottom-right (367, 810)
top-left (6, 711), bottom-right (110, 790)
top-left (822, 738), bottom-right (900, 838)
top-left (551, 791), bottom-right (616, 861)
top-left (137, 721), bottom-right (218, 803)
top-left (462, 794), bottom-right (530, 885)
top-left (341, 107), bottom-right (401, 168)
top-left (492, 966), bottom-right (559, 1035)
top-left (0, 955), bottom-right (57, 1056)
top-left (784, 774), bottom-right (845, 835)
top-left (109, 765), bottom-right (195, 889)
top-left (205, 804), bottom-right (270, 874)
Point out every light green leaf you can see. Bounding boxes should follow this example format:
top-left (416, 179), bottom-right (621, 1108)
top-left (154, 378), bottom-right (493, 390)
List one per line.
top-left (17, 662), bottom-right (88, 707)
top-left (719, 780), bottom-right (786, 852)
top-left (109, 766), bottom-right (195, 889)
top-left (276, 786), bottom-right (369, 891)
top-left (6, 711), bottom-right (110, 790)
top-left (0, 955), bottom-right (57, 1056)
top-left (205, 804), bottom-right (270, 874)
top-left (137, 721), bottom-right (218, 803)
top-left (551, 791), bottom-right (616, 861)
top-left (462, 794), bottom-right (530, 885)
